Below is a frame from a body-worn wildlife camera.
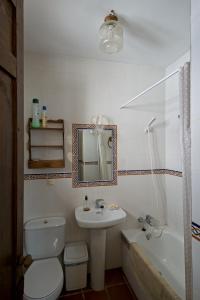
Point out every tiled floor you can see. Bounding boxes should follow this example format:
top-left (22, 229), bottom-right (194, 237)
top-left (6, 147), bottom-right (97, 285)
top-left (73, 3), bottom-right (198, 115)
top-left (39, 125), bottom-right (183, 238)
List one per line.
top-left (59, 268), bottom-right (137, 300)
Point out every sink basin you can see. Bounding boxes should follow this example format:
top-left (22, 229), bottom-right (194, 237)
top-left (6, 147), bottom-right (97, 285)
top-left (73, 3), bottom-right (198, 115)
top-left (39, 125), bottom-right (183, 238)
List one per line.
top-left (75, 205), bottom-right (127, 291)
top-left (75, 206), bottom-right (127, 229)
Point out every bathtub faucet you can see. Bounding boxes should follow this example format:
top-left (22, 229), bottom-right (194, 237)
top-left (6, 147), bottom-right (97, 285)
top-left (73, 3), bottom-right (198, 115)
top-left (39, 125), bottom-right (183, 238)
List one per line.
top-left (137, 215), bottom-right (154, 225)
top-left (137, 216), bottom-right (145, 223)
top-left (137, 216), bottom-right (147, 231)
top-left (138, 215), bottom-right (154, 240)
top-left (145, 232), bottom-right (152, 240)
top-left (145, 214), bottom-right (154, 226)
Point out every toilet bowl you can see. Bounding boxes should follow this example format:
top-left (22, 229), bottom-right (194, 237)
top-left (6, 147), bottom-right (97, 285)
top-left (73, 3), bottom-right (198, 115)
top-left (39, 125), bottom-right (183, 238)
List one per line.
top-left (24, 258), bottom-right (63, 300)
top-left (23, 217), bottom-right (66, 300)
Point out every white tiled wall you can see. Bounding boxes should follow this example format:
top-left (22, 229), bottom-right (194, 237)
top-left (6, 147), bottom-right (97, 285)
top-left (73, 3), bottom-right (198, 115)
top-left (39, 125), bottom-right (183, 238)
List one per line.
top-left (24, 53), bottom-right (165, 268)
top-left (24, 53), bottom-right (165, 173)
top-left (191, 1), bottom-right (200, 298)
top-left (24, 50), bottom-right (190, 269)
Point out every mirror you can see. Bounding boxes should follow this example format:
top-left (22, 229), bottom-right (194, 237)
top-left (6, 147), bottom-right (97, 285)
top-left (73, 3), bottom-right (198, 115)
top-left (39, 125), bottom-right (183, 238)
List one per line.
top-left (72, 124), bottom-right (117, 187)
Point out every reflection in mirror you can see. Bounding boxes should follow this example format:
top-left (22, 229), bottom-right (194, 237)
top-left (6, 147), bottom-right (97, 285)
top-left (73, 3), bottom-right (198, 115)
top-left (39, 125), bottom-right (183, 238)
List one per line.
top-left (72, 124), bottom-right (117, 188)
top-left (78, 128), bottom-right (113, 181)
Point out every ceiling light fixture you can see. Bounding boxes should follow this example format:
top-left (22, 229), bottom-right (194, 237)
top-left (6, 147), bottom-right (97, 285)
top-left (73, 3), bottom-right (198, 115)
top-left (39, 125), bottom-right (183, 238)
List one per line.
top-left (99, 10), bottom-right (123, 54)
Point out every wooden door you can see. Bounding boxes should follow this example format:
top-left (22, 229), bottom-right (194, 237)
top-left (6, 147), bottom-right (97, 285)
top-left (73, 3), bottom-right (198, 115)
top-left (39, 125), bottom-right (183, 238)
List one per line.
top-left (0, 0), bottom-right (24, 299)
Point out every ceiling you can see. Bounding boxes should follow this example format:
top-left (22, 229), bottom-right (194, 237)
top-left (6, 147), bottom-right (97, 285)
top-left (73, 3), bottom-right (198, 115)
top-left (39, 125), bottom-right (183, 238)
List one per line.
top-left (24, 0), bottom-right (190, 67)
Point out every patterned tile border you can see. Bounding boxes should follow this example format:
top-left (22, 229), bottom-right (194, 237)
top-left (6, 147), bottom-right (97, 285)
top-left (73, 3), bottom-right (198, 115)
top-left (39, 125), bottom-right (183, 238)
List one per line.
top-left (117, 169), bottom-right (182, 177)
top-left (118, 169), bottom-right (164, 176)
top-left (192, 222), bottom-right (200, 242)
top-left (24, 169), bottom-right (182, 180)
top-left (72, 124), bottom-right (118, 188)
top-left (24, 173), bottom-right (72, 180)
top-left (164, 169), bottom-right (182, 177)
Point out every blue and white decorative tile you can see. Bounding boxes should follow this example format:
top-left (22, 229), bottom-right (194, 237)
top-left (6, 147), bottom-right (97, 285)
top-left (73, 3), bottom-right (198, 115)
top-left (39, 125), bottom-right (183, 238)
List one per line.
top-left (192, 222), bottom-right (200, 242)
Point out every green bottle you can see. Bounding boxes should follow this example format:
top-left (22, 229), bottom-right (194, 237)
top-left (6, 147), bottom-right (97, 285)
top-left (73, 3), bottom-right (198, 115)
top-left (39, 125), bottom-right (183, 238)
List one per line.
top-left (32, 98), bottom-right (40, 128)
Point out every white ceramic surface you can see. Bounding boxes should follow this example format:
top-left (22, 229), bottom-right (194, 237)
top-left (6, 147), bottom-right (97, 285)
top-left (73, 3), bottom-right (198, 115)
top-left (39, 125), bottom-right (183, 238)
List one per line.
top-left (75, 205), bottom-right (126, 291)
top-left (75, 206), bottom-right (127, 229)
top-left (24, 217), bottom-right (65, 300)
top-left (90, 229), bottom-right (106, 291)
top-left (121, 228), bottom-right (185, 299)
top-left (24, 217), bottom-right (65, 259)
top-left (24, 258), bottom-right (63, 300)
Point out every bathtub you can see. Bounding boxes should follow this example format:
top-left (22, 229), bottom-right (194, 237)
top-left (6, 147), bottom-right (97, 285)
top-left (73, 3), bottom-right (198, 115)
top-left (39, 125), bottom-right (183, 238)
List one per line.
top-left (121, 228), bottom-right (185, 300)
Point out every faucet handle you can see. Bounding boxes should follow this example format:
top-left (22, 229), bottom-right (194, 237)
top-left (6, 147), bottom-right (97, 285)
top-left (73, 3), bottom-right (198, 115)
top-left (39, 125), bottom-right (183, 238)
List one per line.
top-left (137, 216), bottom-right (145, 223)
top-left (145, 214), bottom-right (154, 225)
top-left (95, 199), bottom-right (105, 208)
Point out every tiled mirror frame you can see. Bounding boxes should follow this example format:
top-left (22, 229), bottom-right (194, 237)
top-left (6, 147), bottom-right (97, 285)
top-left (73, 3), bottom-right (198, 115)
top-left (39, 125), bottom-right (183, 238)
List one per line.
top-left (72, 124), bottom-right (117, 188)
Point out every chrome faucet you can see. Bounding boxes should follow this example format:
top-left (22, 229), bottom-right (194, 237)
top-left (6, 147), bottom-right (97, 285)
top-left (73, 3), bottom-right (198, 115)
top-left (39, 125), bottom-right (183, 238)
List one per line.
top-left (137, 216), bottom-right (145, 223)
top-left (145, 214), bottom-right (154, 226)
top-left (137, 214), bottom-right (154, 229)
top-left (138, 214), bottom-right (155, 240)
top-left (95, 199), bottom-right (105, 209)
top-left (145, 232), bottom-right (152, 240)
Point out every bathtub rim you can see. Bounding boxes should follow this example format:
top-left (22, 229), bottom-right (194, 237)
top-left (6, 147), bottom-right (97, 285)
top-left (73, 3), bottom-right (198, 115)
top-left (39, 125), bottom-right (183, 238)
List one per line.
top-left (121, 226), bottom-right (184, 245)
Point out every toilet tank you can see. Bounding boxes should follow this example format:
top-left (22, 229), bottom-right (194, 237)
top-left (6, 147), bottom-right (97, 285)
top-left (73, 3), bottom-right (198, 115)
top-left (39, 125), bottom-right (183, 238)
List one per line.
top-left (24, 217), bottom-right (65, 259)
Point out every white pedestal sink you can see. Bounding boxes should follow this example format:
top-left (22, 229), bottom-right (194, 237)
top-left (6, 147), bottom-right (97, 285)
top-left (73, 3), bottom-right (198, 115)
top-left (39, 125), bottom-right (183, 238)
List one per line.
top-left (75, 206), bottom-right (126, 291)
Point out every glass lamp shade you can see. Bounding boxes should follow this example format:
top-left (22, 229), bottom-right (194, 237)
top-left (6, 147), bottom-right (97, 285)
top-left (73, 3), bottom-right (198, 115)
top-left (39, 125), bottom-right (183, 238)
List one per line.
top-left (99, 20), bottom-right (123, 54)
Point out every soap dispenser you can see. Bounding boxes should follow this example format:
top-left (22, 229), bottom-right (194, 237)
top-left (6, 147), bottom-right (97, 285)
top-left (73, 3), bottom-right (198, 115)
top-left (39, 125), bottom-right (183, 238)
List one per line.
top-left (83, 195), bottom-right (90, 211)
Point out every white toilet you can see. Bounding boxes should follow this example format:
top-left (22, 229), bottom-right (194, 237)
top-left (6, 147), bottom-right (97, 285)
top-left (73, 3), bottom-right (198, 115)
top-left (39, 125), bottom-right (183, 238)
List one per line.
top-left (23, 217), bottom-right (66, 300)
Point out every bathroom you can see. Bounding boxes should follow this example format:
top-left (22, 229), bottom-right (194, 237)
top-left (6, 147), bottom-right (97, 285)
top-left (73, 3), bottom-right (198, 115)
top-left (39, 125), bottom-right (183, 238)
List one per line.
top-left (22, 0), bottom-right (191, 298)
top-left (23, 0), bottom-right (190, 299)
top-left (1, 0), bottom-right (200, 300)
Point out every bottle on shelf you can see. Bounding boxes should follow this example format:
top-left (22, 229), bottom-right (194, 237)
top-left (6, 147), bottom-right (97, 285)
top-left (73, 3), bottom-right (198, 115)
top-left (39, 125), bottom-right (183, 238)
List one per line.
top-left (83, 195), bottom-right (90, 211)
top-left (31, 98), bottom-right (40, 128)
top-left (41, 105), bottom-right (47, 128)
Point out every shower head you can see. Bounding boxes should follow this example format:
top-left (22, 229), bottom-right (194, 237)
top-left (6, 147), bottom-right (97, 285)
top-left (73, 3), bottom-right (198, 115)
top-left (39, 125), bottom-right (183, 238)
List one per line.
top-left (145, 117), bottom-right (156, 133)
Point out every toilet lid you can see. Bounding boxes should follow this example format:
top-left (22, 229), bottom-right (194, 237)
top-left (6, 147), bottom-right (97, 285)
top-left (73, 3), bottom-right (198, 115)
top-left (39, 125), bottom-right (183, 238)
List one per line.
top-left (24, 258), bottom-right (63, 299)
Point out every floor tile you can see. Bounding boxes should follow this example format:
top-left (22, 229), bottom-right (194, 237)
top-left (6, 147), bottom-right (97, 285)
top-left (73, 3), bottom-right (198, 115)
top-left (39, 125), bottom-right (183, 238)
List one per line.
top-left (59, 293), bottom-right (83, 299)
top-left (82, 275), bottom-right (92, 292)
top-left (59, 268), bottom-right (138, 300)
top-left (84, 290), bottom-right (108, 300)
top-left (61, 289), bottom-right (82, 296)
top-left (105, 268), bottom-right (125, 286)
top-left (107, 284), bottom-right (137, 300)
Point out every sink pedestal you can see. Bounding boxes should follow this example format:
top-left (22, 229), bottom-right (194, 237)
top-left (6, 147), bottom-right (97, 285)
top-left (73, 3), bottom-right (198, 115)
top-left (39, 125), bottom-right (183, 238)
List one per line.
top-left (90, 229), bottom-right (106, 291)
top-left (75, 206), bottom-right (127, 291)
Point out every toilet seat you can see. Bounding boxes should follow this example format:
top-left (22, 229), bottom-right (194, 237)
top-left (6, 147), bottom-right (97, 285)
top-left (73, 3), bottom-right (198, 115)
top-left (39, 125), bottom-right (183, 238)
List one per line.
top-left (24, 257), bottom-right (63, 300)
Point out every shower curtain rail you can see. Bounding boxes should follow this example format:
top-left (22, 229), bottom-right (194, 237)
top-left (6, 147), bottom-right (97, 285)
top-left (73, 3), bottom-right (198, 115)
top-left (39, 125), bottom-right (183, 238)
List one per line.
top-left (120, 69), bottom-right (179, 109)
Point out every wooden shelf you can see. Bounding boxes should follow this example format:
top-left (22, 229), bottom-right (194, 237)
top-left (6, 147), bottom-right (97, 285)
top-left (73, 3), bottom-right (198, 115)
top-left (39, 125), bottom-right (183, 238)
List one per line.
top-left (31, 145), bottom-right (64, 149)
top-left (28, 118), bottom-right (65, 169)
top-left (30, 127), bottom-right (64, 131)
top-left (28, 159), bottom-right (65, 169)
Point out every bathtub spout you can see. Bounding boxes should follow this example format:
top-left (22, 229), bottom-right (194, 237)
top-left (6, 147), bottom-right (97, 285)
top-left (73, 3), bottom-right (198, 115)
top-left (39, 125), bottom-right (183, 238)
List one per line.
top-left (145, 232), bottom-right (152, 240)
top-left (137, 216), bottom-right (148, 231)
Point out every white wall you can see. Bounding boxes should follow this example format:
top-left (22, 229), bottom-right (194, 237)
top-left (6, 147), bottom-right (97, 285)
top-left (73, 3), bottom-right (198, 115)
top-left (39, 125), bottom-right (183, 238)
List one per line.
top-left (24, 53), bottom-right (165, 173)
top-left (164, 52), bottom-right (190, 236)
top-left (24, 52), bottom-right (165, 269)
top-left (191, 1), bottom-right (200, 299)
